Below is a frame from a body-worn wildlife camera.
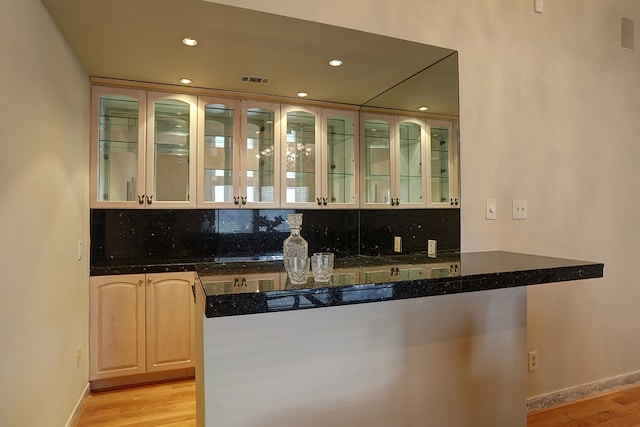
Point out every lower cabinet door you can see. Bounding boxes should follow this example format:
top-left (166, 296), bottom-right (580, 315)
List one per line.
top-left (89, 274), bottom-right (146, 380)
top-left (89, 271), bottom-right (195, 381)
top-left (145, 272), bottom-right (195, 372)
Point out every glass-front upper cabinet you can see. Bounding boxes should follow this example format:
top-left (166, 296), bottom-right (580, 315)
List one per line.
top-left (197, 97), bottom-right (241, 207)
top-left (91, 87), bottom-right (197, 208)
top-left (427, 119), bottom-right (459, 208)
top-left (146, 92), bottom-right (197, 208)
top-left (241, 101), bottom-right (281, 208)
top-left (396, 117), bottom-right (427, 207)
top-left (361, 114), bottom-right (392, 207)
top-left (360, 113), bottom-right (427, 209)
top-left (280, 105), bottom-right (321, 208)
top-left (91, 86), bottom-right (146, 208)
top-left (319, 109), bottom-right (359, 208)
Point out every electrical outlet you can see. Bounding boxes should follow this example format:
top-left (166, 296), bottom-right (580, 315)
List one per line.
top-left (528, 350), bottom-right (538, 372)
top-left (77, 346), bottom-right (82, 368)
top-left (534, 0), bottom-right (543, 13)
top-left (427, 240), bottom-right (437, 258)
top-left (394, 236), bottom-right (402, 253)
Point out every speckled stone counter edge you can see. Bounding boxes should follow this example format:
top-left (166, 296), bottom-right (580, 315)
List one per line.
top-left (196, 251), bottom-right (604, 318)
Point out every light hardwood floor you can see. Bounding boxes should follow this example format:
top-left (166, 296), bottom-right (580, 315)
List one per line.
top-left (527, 385), bottom-right (640, 426)
top-left (75, 380), bottom-right (195, 426)
top-left (75, 379), bottom-right (640, 426)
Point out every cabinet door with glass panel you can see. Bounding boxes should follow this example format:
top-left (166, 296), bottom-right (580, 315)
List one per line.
top-left (360, 113), bottom-right (427, 209)
top-left (240, 101), bottom-right (281, 208)
top-left (395, 117), bottom-right (428, 208)
top-left (91, 86), bottom-right (146, 208)
top-left (280, 105), bottom-right (321, 209)
top-left (318, 109), bottom-right (359, 208)
top-left (146, 92), bottom-right (197, 208)
top-left (427, 119), bottom-right (459, 208)
top-left (197, 97), bottom-right (241, 208)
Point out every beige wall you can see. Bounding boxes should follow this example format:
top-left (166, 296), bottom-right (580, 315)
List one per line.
top-left (0, 0), bottom-right (89, 425)
top-left (213, 0), bottom-right (640, 399)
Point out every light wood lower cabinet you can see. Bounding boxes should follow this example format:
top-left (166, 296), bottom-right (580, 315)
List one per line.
top-left (90, 272), bottom-right (195, 381)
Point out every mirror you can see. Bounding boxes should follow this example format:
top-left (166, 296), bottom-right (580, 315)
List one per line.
top-left (363, 52), bottom-right (459, 118)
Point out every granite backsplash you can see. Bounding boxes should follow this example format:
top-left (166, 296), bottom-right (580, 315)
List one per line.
top-left (90, 208), bottom-right (460, 269)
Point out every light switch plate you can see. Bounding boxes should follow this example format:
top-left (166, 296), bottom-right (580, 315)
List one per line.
top-left (486, 199), bottom-right (497, 220)
top-left (512, 200), bottom-right (528, 220)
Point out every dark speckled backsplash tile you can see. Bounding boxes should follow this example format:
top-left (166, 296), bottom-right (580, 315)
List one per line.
top-left (90, 208), bottom-right (459, 268)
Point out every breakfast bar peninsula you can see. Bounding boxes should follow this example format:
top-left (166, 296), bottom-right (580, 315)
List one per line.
top-left (193, 251), bottom-right (603, 427)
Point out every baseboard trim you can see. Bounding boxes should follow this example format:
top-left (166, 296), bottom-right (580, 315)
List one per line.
top-left (90, 368), bottom-right (195, 392)
top-left (65, 382), bottom-right (90, 427)
top-left (527, 370), bottom-right (640, 412)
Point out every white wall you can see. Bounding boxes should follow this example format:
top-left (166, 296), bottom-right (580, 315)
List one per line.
top-left (213, 0), bottom-right (640, 399)
top-left (0, 0), bottom-right (90, 425)
top-left (203, 288), bottom-right (526, 427)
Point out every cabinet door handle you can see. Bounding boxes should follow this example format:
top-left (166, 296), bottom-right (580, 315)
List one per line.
top-left (138, 279), bottom-right (144, 286)
top-left (316, 197), bottom-right (322, 206)
top-left (146, 195), bottom-right (153, 205)
top-left (395, 198), bottom-right (400, 206)
top-left (241, 196), bottom-right (247, 205)
top-left (137, 195), bottom-right (145, 205)
top-left (191, 283), bottom-right (196, 304)
top-left (322, 197), bottom-right (328, 206)
top-left (233, 196), bottom-right (240, 205)
top-left (455, 198), bottom-right (459, 206)
top-left (146, 278), bottom-right (152, 286)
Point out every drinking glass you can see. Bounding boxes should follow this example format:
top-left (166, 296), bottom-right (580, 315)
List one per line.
top-left (285, 256), bottom-right (310, 285)
top-left (311, 252), bottom-right (334, 283)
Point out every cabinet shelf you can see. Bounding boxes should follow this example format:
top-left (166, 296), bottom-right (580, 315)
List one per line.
top-left (99, 140), bottom-right (139, 150)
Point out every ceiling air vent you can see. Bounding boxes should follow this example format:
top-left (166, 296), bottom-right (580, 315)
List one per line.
top-left (239, 75), bottom-right (271, 84)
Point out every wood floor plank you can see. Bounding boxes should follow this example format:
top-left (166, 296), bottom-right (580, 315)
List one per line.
top-left (528, 384), bottom-right (640, 427)
top-left (76, 378), bottom-right (640, 426)
top-left (76, 379), bottom-right (195, 426)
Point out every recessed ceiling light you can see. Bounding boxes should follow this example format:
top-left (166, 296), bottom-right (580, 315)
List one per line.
top-left (296, 92), bottom-right (308, 98)
top-left (179, 78), bottom-right (192, 85)
top-left (418, 106), bottom-right (429, 111)
top-left (181, 37), bottom-right (199, 47)
top-left (328, 59), bottom-right (343, 67)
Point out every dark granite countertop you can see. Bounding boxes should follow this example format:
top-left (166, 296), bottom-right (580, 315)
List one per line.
top-left (195, 251), bottom-right (604, 318)
top-left (90, 262), bottom-right (197, 276)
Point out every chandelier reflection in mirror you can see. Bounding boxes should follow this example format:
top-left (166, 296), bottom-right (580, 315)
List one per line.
top-left (285, 128), bottom-right (312, 169)
top-left (256, 146), bottom-right (274, 164)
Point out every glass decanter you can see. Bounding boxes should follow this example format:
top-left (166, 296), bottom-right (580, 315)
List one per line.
top-left (283, 213), bottom-right (308, 263)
